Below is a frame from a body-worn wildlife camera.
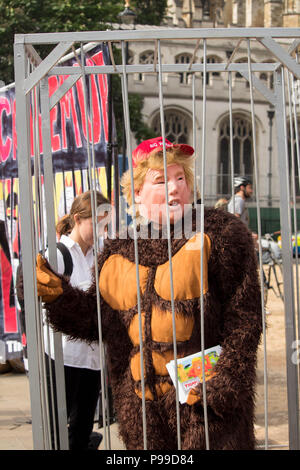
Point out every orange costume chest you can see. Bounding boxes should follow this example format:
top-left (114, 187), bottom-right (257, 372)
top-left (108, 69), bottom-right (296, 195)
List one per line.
top-left (98, 233), bottom-right (211, 402)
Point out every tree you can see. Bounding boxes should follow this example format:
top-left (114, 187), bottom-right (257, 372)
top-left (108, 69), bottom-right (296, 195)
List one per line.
top-left (0, 0), bottom-right (125, 84)
top-left (131, 0), bottom-right (168, 26)
top-left (0, 0), bottom-right (168, 145)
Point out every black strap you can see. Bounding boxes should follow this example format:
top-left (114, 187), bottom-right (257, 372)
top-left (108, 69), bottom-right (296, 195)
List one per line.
top-left (56, 242), bottom-right (73, 278)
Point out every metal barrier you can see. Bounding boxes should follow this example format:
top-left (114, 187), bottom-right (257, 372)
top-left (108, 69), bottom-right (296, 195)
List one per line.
top-left (14, 27), bottom-right (300, 450)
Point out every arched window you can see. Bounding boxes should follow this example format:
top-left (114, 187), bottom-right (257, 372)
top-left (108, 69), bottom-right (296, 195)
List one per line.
top-left (152, 109), bottom-right (192, 144)
top-left (140, 50), bottom-right (154, 64)
top-left (218, 115), bottom-right (254, 195)
top-left (175, 53), bottom-right (193, 84)
top-left (235, 57), bottom-right (248, 79)
top-left (201, 55), bottom-right (221, 85)
top-left (127, 49), bottom-right (134, 65)
top-left (259, 72), bottom-right (274, 90)
top-left (138, 50), bottom-right (154, 81)
top-left (234, 57), bottom-right (253, 87)
top-left (259, 60), bottom-right (275, 90)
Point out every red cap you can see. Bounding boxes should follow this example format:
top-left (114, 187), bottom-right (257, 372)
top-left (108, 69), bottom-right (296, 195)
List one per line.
top-left (132, 137), bottom-right (194, 168)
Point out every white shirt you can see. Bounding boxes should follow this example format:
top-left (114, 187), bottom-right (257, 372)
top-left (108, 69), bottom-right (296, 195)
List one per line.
top-left (44, 234), bottom-right (101, 370)
top-left (228, 194), bottom-right (249, 227)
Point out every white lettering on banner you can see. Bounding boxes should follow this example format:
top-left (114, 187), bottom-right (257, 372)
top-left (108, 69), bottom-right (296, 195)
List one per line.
top-left (6, 340), bottom-right (22, 353)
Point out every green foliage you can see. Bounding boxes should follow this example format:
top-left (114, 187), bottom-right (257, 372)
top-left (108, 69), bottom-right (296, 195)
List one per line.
top-left (111, 74), bottom-right (157, 153)
top-left (131, 0), bottom-right (168, 26)
top-left (0, 0), bottom-right (124, 84)
top-left (0, 0), bottom-right (167, 143)
top-left (128, 93), bottom-right (157, 143)
top-left (110, 46), bottom-right (157, 149)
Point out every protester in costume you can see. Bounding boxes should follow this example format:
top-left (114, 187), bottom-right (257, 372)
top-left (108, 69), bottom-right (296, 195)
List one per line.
top-left (34, 137), bottom-right (262, 450)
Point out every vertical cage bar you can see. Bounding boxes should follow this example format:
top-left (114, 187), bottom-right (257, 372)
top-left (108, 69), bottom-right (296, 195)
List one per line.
top-left (120, 40), bottom-right (147, 450)
top-left (246, 39), bottom-right (270, 449)
top-left (291, 71), bottom-right (300, 347)
top-left (40, 76), bottom-right (69, 450)
top-left (157, 39), bottom-right (182, 450)
top-left (228, 71), bottom-right (235, 213)
top-left (200, 38), bottom-right (209, 451)
top-left (14, 39), bottom-right (46, 450)
top-left (31, 80), bottom-right (53, 450)
top-left (274, 67), bottom-right (299, 450)
top-left (192, 74), bottom-right (197, 205)
top-left (88, 66), bottom-right (113, 446)
top-left (79, 44), bottom-right (111, 449)
top-left (287, 71), bottom-right (300, 352)
top-left (295, 53), bottom-right (300, 195)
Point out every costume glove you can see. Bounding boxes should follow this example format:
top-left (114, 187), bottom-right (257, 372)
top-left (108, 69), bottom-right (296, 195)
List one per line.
top-left (36, 253), bottom-right (63, 303)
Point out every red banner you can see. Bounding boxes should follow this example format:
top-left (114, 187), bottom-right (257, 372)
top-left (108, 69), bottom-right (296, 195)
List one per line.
top-left (0, 43), bottom-right (111, 178)
top-left (0, 43), bottom-right (115, 364)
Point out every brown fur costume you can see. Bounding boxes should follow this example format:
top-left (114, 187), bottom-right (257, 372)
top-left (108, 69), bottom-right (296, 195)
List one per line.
top-left (42, 207), bottom-right (262, 450)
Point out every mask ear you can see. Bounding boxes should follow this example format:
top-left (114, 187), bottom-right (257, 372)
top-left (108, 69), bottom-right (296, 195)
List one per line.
top-left (134, 189), bottom-right (141, 204)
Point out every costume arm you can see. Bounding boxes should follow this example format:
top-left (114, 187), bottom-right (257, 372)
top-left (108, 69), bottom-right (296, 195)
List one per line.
top-left (190, 213), bottom-right (262, 417)
top-left (43, 277), bottom-right (111, 343)
top-left (43, 248), bottom-right (120, 344)
top-left (18, 249), bottom-right (119, 344)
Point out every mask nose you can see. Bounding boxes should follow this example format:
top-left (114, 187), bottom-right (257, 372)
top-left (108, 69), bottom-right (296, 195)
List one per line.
top-left (168, 179), bottom-right (179, 196)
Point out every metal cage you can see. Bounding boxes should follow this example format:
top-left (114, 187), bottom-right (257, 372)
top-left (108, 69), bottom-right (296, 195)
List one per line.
top-left (13, 27), bottom-right (300, 450)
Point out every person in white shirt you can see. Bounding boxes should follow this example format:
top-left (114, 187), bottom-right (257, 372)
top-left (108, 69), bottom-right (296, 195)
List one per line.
top-left (44, 190), bottom-right (109, 450)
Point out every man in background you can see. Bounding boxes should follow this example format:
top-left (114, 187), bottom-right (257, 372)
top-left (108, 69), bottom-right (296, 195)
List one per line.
top-left (228, 176), bottom-right (253, 228)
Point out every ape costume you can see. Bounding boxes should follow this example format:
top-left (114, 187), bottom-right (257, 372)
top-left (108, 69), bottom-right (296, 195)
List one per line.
top-left (39, 206), bottom-right (262, 450)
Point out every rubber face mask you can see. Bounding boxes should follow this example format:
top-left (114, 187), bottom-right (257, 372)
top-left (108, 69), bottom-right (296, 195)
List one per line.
top-left (135, 164), bottom-right (192, 225)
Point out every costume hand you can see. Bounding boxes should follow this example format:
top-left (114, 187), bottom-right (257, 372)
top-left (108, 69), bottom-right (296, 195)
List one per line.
top-left (36, 254), bottom-right (63, 303)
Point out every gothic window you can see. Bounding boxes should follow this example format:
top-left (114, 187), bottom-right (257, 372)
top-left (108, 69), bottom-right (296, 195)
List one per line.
top-left (138, 50), bottom-right (154, 81)
top-left (259, 60), bottom-right (275, 90)
top-left (152, 109), bottom-right (191, 144)
top-left (234, 57), bottom-right (252, 87)
top-left (201, 55), bottom-right (221, 85)
top-left (218, 115), bottom-right (254, 195)
top-left (259, 72), bottom-right (274, 90)
top-left (259, 73), bottom-right (268, 81)
top-left (175, 53), bottom-right (192, 84)
top-left (128, 50), bottom-right (134, 65)
top-left (235, 57), bottom-right (248, 79)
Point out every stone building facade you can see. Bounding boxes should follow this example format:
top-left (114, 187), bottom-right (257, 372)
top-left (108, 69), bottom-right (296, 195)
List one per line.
top-left (123, 0), bottom-right (300, 230)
